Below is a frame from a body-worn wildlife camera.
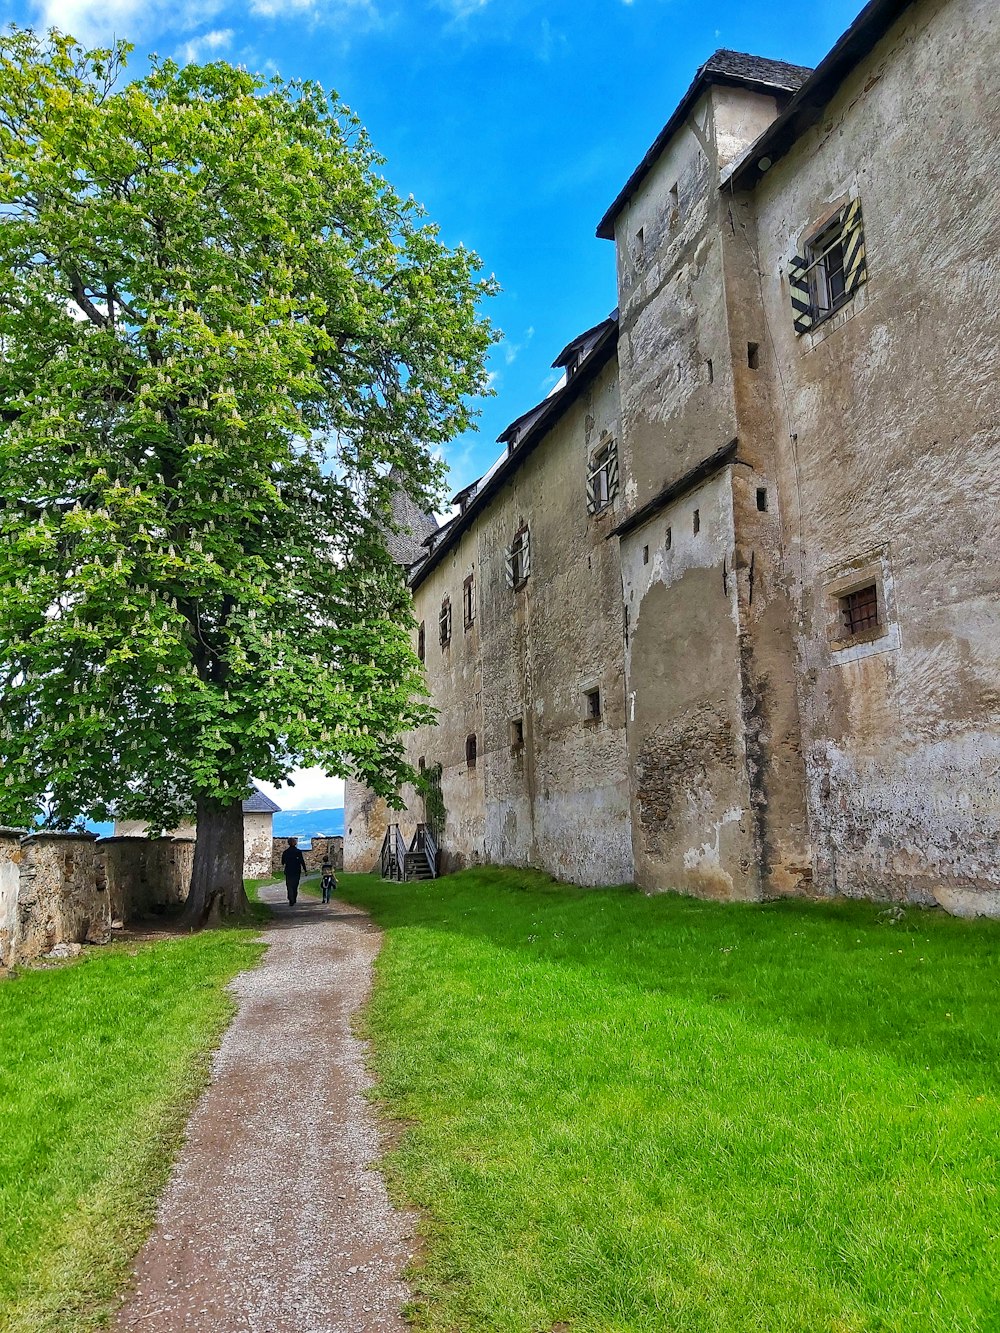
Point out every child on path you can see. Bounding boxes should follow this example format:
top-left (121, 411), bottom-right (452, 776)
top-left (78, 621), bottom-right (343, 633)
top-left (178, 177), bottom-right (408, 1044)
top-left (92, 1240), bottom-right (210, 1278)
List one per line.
top-left (321, 861), bottom-right (338, 904)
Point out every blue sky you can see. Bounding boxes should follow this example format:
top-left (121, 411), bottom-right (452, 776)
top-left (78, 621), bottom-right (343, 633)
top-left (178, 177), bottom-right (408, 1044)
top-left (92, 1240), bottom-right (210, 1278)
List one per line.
top-left (3, 0), bottom-right (863, 809)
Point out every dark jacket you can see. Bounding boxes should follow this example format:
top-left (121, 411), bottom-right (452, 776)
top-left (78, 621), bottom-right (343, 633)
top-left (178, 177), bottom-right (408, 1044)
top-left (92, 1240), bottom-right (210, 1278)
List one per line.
top-left (281, 847), bottom-right (307, 878)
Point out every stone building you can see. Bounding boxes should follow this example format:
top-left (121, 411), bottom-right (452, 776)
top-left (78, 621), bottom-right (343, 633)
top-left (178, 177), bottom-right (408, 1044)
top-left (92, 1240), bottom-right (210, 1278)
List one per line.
top-left (114, 786), bottom-right (280, 880)
top-left (346, 0), bottom-right (1000, 915)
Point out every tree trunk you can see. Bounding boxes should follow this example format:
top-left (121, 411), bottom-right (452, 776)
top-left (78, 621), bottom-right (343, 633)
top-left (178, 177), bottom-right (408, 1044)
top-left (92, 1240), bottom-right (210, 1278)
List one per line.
top-left (182, 795), bottom-right (250, 927)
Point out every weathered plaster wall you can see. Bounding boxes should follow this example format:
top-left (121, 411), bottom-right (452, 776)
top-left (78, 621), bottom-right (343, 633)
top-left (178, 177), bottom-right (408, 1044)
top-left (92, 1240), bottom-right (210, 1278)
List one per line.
top-left (243, 812), bottom-right (273, 879)
top-left (9, 833), bottom-right (110, 963)
top-left (343, 784), bottom-right (410, 873)
top-left (0, 829), bottom-right (25, 967)
top-left (748, 0), bottom-right (1000, 911)
top-left (620, 470), bottom-right (761, 898)
top-left (613, 85), bottom-right (783, 512)
top-left (403, 354), bottom-right (633, 886)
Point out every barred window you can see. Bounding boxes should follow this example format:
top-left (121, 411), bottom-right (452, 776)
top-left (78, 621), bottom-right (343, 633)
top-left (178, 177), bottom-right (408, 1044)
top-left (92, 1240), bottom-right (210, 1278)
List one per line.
top-left (840, 584), bottom-right (879, 638)
top-left (587, 439), bottom-right (619, 514)
top-left (788, 199), bottom-right (867, 335)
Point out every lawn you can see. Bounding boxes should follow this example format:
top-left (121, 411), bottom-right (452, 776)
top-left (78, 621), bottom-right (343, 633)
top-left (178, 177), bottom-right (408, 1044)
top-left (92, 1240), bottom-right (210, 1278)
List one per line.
top-left (337, 867), bottom-right (1000, 1333)
top-left (0, 923), bottom-right (266, 1333)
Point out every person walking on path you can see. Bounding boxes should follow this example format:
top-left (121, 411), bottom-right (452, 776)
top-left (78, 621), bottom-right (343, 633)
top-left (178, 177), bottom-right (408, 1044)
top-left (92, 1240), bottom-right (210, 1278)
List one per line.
top-left (321, 861), bottom-right (338, 904)
top-left (280, 837), bottom-right (307, 904)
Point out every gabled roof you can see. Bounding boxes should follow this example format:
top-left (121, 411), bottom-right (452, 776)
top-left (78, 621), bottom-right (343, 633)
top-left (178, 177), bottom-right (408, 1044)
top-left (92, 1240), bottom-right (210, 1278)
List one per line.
top-left (243, 787), bottom-right (280, 814)
top-left (724, 0), bottom-right (917, 191)
top-left (552, 313), bottom-right (618, 370)
top-left (596, 49), bottom-right (813, 240)
top-left (411, 312), bottom-right (619, 592)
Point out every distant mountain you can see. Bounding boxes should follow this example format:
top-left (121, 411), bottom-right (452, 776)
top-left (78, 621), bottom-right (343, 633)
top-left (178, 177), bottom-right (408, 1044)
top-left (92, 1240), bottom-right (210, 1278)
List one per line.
top-left (83, 808), bottom-right (344, 841)
top-left (273, 808), bottom-right (344, 839)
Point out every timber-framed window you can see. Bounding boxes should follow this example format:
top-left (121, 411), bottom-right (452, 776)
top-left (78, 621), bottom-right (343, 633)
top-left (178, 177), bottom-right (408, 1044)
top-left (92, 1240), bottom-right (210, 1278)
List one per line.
top-left (505, 525), bottom-right (531, 589)
top-left (587, 438), bottom-right (619, 515)
top-left (788, 199), bottom-right (867, 335)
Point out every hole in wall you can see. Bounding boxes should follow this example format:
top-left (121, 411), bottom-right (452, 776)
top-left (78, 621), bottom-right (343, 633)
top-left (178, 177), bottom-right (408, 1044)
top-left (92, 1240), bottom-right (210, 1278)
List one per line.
top-left (665, 526), bottom-right (672, 550)
top-left (642, 545), bottom-right (649, 564)
top-left (747, 342), bottom-right (760, 370)
top-left (706, 358), bottom-right (714, 383)
top-left (693, 509), bottom-right (700, 535)
top-left (756, 487), bottom-right (768, 512)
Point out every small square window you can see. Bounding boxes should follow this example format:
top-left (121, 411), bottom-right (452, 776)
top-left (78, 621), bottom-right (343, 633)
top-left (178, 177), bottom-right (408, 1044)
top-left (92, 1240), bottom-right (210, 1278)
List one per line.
top-left (840, 583), bottom-right (879, 637)
top-left (584, 687), bottom-right (601, 722)
top-left (465, 734), bottom-right (477, 769)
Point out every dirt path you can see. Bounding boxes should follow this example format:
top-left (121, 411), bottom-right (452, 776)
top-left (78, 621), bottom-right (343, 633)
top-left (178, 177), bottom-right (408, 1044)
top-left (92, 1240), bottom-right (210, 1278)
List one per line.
top-left (116, 882), bottom-right (416, 1333)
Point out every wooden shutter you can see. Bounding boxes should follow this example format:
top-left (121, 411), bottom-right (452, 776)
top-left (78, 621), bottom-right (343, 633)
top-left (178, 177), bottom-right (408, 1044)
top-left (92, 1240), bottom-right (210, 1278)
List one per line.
top-left (607, 444), bottom-right (619, 504)
top-left (788, 254), bottom-right (814, 335)
top-left (586, 467), bottom-right (598, 514)
top-left (841, 198), bottom-right (868, 297)
top-left (521, 529), bottom-right (531, 580)
top-left (504, 545), bottom-right (515, 588)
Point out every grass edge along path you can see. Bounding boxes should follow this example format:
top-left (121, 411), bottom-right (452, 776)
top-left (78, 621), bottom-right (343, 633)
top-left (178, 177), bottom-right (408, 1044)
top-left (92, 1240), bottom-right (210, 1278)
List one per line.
top-left (0, 907), bottom-right (267, 1333)
top-left (337, 867), bottom-right (1000, 1333)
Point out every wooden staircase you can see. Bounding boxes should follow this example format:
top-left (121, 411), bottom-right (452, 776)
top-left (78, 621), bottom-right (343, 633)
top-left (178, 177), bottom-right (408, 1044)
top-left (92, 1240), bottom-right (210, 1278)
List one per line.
top-left (380, 822), bottom-right (438, 881)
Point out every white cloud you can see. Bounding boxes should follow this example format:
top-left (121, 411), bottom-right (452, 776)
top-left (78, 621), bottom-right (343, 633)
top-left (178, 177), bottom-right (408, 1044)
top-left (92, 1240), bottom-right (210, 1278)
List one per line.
top-left (439, 0), bottom-right (489, 16)
top-left (178, 27), bottom-right (233, 62)
top-left (32, 0), bottom-right (225, 44)
top-left (249, 0), bottom-right (375, 19)
top-left (254, 766), bottom-right (345, 811)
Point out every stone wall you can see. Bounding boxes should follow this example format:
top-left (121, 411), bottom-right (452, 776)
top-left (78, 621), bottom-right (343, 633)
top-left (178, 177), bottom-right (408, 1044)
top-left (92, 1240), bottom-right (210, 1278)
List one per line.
top-left (7, 833), bottom-right (110, 965)
top-left (271, 836), bottom-right (344, 876)
top-left (98, 836), bottom-right (194, 922)
top-left (0, 828), bottom-right (27, 968)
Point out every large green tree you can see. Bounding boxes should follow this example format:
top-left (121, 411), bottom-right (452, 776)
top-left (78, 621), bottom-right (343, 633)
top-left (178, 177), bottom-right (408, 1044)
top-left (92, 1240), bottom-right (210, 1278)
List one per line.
top-left (0, 29), bottom-right (495, 921)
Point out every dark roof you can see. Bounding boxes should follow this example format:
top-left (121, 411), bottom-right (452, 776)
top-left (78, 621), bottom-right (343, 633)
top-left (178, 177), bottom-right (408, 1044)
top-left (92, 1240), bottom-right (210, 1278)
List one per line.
top-left (596, 49), bottom-right (812, 240)
top-left (725, 0), bottom-right (917, 191)
top-left (243, 787), bottom-right (280, 814)
top-left (411, 313), bottom-right (619, 592)
top-left (552, 313), bottom-right (618, 369)
top-left (383, 467), bottom-right (439, 567)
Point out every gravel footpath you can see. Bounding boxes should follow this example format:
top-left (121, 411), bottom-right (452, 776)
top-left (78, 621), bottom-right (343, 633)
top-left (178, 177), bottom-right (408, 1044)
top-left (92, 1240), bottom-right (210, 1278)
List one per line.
top-left (115, 882), bottom-right (416, 1333)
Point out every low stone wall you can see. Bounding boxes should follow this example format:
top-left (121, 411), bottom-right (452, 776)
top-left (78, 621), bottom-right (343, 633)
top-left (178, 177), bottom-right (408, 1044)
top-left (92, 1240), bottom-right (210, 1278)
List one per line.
top-left (0, 828), bottom-right (28, 968)
top-left (271, 835), bottom-right (344, 877)
top-left (8, 832), bottom-right (110, 965)
top-left (98, 836), bottom-right (194, 922)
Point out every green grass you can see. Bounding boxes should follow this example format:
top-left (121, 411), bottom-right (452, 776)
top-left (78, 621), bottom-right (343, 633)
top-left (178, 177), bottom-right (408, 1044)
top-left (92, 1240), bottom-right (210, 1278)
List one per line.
top-left (0, 925), bottom-right (266, 1332)
top-left (337, 867), bottom-right (1000, 1333)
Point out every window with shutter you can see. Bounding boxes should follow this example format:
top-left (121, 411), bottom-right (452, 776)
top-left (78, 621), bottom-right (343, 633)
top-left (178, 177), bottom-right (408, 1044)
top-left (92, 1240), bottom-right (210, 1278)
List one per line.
top-left (438, 597), bottom-right (451, 646)
top-left (789, 199), bottom-right (868, 335)
top-left (587, 439), bottom-right (619, 515)
top-left (508, 525), bottom-right (530, 588)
